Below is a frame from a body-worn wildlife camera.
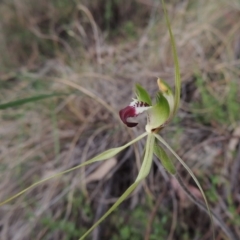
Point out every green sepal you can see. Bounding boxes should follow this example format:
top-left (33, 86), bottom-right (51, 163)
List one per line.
top-left (136, 133), bottom-right (155, 181)
top-left (145, 93), bottom-right (170, 132)
top-left (0, 132), bottom-right (148, 207)
top-left (135, 83), bottom-right (152, 105)
top-left (154, 143), bottom-right (176, 174)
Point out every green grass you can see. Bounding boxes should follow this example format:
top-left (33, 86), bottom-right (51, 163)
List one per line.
top-left (40, 217), bottom-right (84, 240)
top-left (110, 204), bottom-right (170, 240)
top-left (192, 76), bottom-right (240, 126)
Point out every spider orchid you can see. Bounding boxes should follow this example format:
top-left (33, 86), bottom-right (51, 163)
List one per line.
top-left (119, 80), bottom-right (174, 132)
top-left (0, 1), bottom-right (214, 239)
top-left (72, 79), bottom-right (212, 240)
top-left (119, 80), bottom-right (176, 172)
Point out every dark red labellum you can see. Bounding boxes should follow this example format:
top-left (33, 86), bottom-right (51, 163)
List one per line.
top-left (119, 106), bottom-right (138, 127)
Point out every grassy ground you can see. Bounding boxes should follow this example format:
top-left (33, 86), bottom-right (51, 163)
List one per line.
top-left (0, 0), bottom-right (240, 239)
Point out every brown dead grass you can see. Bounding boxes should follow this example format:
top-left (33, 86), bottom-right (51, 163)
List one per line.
top-left (0, 0), bottom-right (240, 239)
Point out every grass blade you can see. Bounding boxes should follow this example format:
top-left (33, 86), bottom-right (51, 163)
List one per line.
top-left (0, 132), bottom-right (148, 206)
top-left (0, 93), bottom-right (67, 110)
top-left (161, 0), bottom-right (181, 116)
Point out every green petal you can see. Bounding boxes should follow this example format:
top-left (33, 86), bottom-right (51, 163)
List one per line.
top-left (135, 83), bottom-right (152, 105)
top-left (145, 93), bottom-right (170, 132)
top-left (154, 143), bottom-right (176, 174)
top-left (157, 78), bottom-right (174, 115)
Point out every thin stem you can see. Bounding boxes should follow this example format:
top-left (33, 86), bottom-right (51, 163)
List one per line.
top-left (154, 133), bottom-right (215, 239)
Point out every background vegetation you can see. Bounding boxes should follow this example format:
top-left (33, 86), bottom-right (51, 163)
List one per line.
top-left (0, 0), bottom-right (240, 239)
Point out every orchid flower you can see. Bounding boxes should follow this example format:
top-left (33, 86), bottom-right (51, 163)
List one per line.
top-left (0, 1), bottom-right (214, 239)
top-left (119, 80), bottom-right (173, 132)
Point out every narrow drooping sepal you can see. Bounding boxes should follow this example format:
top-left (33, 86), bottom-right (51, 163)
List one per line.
top-left (154, 132), bottom-right (215, 240)
top-left (135, 83), bottom-right (152, 105)
top-left (80, 133), bottom-right (154, 240)
top-left (145, 93), bottom-right (170, 132)
top-left (0, 132), bottom-right (148, 207)
top-left (136, 133), bottom-right (155, 181)
top-left (119, 100), bottom-right (151, 127)
top-left (153, 143), bottom-right (176, 174)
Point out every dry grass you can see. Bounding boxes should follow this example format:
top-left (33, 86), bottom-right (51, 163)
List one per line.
top-left (0, 0), bottom-right (240, 239)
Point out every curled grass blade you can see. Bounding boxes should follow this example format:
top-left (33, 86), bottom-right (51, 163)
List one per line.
top-left (53, 78), bottom-right (119, 121)
top-left (0, 132), bottom-right (148, 206)
top-left (161, 0), bottom-right (181, 116)
top-left (80, 133), bottom-right (154, 240)
top-left (154, 133), bottom-right (215, 239)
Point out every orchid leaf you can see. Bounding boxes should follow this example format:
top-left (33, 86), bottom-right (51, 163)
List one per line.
top-left (161, 0), bottom-right (181, 116)
top-left (145, 93), bottom-right (169, 132)
top-left (135, 83), bottom-right (152, 105)
top-left (154, 133), bottom-right (215, 239)
top-left (0, 132), bottom-right (148, 206)
top-left (154, 143), bottom-right (176, 174)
